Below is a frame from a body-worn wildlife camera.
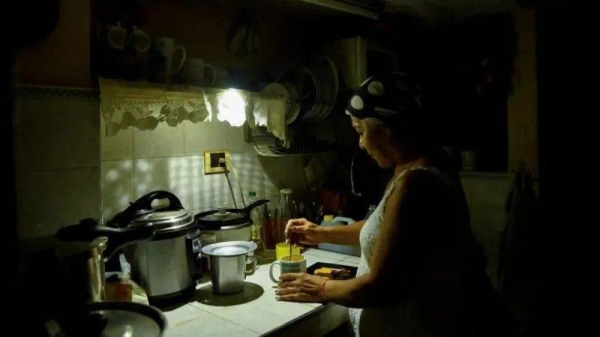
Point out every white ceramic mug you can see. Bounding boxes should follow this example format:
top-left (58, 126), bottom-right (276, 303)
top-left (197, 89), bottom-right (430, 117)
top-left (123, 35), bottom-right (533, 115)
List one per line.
top-left (215, 67), bottom-right (229, 84)
top-left (103, 23), bottom-right (127, 50)
top-left (154, 37), bottom-right (187, 84)
top-left (181, 58), bottom-right (216, 86)
top-left (131, 26), bottom-right (151, 52)
top-left (269, 255), bottom-right (307, 282)
top-left (461, 151), bottom-right (478, 171)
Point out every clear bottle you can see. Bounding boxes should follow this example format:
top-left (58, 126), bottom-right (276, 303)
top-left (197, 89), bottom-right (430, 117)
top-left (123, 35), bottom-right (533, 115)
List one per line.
top-left (279, 188), bottom-right (293, 243)
top-left (248, 192), bottom-right (264, 251)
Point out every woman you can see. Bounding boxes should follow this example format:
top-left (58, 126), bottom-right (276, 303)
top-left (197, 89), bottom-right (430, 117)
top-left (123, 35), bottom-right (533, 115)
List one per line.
top-left (279, 73), bottom-right (513, 337)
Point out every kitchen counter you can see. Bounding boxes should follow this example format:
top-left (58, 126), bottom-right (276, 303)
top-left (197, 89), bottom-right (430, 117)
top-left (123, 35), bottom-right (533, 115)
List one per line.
top-left (162, 248), bottom-right (360, 337)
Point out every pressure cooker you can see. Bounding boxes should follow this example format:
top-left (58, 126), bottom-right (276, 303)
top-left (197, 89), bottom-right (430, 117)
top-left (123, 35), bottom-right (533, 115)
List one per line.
top-left (107, 191), bottom-right (202, 302)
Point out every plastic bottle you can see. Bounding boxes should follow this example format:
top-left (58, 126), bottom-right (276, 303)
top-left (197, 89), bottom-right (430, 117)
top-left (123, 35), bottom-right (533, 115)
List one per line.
top-left (106, 254), bottom-right (133, 302)
top-left (365, 205), bottom-right (377, 220)
top-left (318, 216), bottom-right (361, 256)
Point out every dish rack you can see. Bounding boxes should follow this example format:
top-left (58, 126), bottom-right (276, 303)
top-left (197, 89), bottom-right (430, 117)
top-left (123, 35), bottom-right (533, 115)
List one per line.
top-left (246, 124), bottom-right (337, 157)
top-left (248, 56), bottom-right (340, 157)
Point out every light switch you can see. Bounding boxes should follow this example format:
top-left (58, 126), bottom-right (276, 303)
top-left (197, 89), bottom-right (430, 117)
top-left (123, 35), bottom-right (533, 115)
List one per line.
top-left (204, 150), bottom-right (231, 174)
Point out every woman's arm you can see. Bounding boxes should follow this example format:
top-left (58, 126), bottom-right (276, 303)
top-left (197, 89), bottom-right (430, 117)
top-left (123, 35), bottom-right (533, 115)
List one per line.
top-left (321, 176), bottom-right (413, 307)
top-left (285, 219), bottom-right (365, 246)
top-left (279, 172), bottom-right (435, 306)
top-left (322, 220), bottom-right (365, 246)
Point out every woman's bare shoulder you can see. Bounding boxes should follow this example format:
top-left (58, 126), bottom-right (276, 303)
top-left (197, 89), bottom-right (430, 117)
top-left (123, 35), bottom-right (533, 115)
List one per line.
top-left (385, 167), bottom-right (451, 216)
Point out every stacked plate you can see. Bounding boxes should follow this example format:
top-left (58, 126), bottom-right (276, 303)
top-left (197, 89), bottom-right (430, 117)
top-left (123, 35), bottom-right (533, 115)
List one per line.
top-left (261, 82), bottom-right (300, 126)
top-left (275, 56), bottom-right (339, 125)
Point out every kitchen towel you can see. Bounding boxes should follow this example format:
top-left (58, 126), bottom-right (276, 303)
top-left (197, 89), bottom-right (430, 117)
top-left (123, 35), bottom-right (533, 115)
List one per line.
top-left (248, 94), bottom-right (286, 142)
top-left (498, 165), bottom-right (541, 323)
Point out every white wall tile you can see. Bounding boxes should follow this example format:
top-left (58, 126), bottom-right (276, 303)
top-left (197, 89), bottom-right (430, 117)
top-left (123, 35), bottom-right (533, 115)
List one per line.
top-left (187, 152), bottom-right (282, 212)
top-left (184, 120), bottom-right (229, 156)
top-left (134, 157), bottom-right (194, 210)
top-left (182, 156), bottom-right (207, 211)
top-left (101, 116), bottom-right (134, 161)
top-left (133, 120), bottom-right (184, 159)
top-left (257, 155), bottom-right (310, 196)
top-left (16, 97), bottom-right (100, 170)
top-left (227, 124), bottom-right (253, 152)
top-left (229, 152), bottom-right (279, 203)
top-left (17, 167), bottom-right (100, 239)
top-left (199, 163), bottom-right (238, 211)
top-left (102, 154), bottom-right (279, 217)
top-left (101, 160), bottom-right (135, 223)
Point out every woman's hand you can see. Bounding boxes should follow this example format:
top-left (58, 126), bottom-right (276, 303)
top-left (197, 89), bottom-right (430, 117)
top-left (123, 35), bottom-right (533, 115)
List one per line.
top-left (285, 218), bottom-right (325, 245)
top-left (276, 273), bottom-right (329, 302)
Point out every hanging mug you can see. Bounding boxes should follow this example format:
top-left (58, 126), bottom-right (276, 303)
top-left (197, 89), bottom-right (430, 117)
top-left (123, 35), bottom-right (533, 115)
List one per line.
top-left (98, 22), bottom-right (127, 50)
top-left (131, 26), bottom-right (151, 52)
top-left (181, 58), bottom-right (216, 86)
top-left (153, 37), bottom-right (186, 84)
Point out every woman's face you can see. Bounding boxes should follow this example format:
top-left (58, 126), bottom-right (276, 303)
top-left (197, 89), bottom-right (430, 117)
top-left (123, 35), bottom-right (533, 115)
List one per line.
top-left (351, 117), bottom-right (393, 168)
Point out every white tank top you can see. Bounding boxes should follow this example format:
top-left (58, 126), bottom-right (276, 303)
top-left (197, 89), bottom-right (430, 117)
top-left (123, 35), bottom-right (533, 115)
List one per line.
top-left (349, 166), bottom-right (466, 337)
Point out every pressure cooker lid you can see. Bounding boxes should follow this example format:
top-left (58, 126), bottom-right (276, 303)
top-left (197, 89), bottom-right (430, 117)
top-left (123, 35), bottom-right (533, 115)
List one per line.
top-left (202, 241), bottom-right (257, 257)
top-left (130, 209), bottom-right (195, 234)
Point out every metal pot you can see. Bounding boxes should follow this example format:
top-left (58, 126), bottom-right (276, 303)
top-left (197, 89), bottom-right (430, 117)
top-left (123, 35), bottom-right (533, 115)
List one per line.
top-left (201, 241), bottom-right (257, 294)
top-left (108, 191), bottom-right (202, 302)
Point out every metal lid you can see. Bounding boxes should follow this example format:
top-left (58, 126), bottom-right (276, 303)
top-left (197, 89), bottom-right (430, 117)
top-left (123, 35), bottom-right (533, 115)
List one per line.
top-left (202, 241), bottom-right (257, 257)
top-left (200, 222), bottom-right (252, 231)
top-left (82, 302), bottom-right (166, 337)
top-left (200, 208), bottom-right (245, 222)
top-left (130, 209), bottom-right (195, 234)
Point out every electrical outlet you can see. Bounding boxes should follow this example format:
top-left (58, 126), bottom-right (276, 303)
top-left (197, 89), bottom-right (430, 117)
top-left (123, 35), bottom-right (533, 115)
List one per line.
top-left (204, 150), bottom-right (231, 175)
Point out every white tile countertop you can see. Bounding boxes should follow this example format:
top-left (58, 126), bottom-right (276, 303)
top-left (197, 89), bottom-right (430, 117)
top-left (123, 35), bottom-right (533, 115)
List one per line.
top-left (162, 248), bottom-right (361, 337)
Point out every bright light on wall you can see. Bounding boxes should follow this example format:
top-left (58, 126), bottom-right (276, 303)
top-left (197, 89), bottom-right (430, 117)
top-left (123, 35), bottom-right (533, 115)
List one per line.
top-left (217, 89), bottom-right (246, 127)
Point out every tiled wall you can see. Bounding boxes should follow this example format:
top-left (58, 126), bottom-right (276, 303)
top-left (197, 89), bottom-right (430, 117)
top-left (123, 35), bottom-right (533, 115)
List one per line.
top-left (100, 116), bottom-right (308, 222)
top-left (15, 88), bottom-right (101, 239)
top-left (14, 89), bottom-right (314, 239)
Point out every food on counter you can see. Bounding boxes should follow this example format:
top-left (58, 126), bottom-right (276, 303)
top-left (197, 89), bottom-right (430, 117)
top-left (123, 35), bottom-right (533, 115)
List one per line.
top-left (314, 267), bottom-right (351, 279)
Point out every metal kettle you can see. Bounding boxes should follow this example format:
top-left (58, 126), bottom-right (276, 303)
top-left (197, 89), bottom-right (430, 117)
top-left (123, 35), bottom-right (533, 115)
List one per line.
top-left (55, 218), bottom-right (155, 302)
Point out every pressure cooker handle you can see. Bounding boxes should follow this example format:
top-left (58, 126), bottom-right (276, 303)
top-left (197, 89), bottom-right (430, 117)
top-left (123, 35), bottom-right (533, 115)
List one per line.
top-left (135, 190), bottom-right (184, 210)
top-left (107, 190), bottom-right (184, 228)
top-left (56, 218), bottom-right (155, 260)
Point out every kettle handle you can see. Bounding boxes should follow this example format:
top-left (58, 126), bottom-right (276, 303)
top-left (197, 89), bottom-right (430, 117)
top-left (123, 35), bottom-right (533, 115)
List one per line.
top-left (242, 199), bottom-right (270, 213)
top-left (107, 190), bottom-right (183, 228)
top-left (56, 218), bottom-right (155, 260)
